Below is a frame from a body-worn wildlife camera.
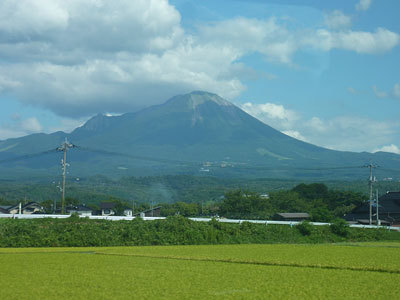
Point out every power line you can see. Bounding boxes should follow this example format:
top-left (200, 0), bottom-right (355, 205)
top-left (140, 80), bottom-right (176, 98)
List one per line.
top-left (74, 145), bottom-right (368, 172)
top-left (74, 145), bottom-right (202, 166)
top-left (0, 149), bottom-right (58, 164)
top-left (0, 143), bottom-right (398, 175)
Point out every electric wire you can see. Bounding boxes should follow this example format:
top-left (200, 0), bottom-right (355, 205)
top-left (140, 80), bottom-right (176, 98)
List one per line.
top-left (0, 144), bottom-right (399, 174)
top-left (0, 149), bottom-right (59, 164)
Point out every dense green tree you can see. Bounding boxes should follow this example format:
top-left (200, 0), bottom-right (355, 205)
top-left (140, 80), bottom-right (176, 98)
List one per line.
top-left (219, 190), bottom-right (271, 219)
top-left (268, 190), bottom-right (309, 213)
top-left (292, 183), bottom-right (328, 200)
top-left (65, 197), bottom-right (80, 207)
top-left (160, 202), bottom-right (200, 217)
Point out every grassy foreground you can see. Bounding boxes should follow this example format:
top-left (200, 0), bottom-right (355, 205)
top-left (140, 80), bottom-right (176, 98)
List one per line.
top-left (1, 243), bottom-right (399, 299)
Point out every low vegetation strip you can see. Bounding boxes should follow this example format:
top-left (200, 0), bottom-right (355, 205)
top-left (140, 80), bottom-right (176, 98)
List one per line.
top-left (1, 215), bottom-right (399, 248)
top-left (0, 243), bottom-right (399, 299)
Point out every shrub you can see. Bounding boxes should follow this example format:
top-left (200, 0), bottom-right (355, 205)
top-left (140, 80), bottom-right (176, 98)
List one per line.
top-left (330, 218), bottom-right (349, 237)
top-left (296, 221), bottom-right (313, 236)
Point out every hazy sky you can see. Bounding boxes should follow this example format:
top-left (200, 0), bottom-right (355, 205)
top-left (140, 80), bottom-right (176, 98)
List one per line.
top-left (0, 0), bottom-right (399, 153)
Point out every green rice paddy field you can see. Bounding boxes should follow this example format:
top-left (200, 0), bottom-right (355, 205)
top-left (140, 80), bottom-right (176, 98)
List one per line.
top-left (1, 242), bottom-right (400, 299)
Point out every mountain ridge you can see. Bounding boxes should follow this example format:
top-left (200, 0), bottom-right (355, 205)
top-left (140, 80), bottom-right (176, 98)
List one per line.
top-left (0, 91), bottom-right (399, 179)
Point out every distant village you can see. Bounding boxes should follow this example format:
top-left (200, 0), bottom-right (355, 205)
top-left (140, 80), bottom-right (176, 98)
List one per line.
top-left (0, 202), bottom-right (161, 218)
top-left (1, 191), bottom-right (400, 227)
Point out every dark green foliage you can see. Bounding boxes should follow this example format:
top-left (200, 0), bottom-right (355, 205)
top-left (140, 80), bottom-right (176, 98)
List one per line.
top-left (219, 190), bottom-right (271, 219)
top-left (268, 190), bottom-right (307, 212)
top-left (330, 218), bottom-right (350, 237)
top-left (292, 183), bottom-right (328, 200)
top-left (310, 207), bottom-right (334, 222)
top-left (296, 221), bottom-right (313, 236)
top-left (217, 183), bottom-right (367, 222)
top-left (0, 217), bottom-right (398, 248)
top-left (160, 202), bottom-right (200, 217)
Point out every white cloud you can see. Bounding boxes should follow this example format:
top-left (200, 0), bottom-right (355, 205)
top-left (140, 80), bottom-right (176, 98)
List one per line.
top-left (0, 0), bottom-right (69, 34)
top-left (0, 0), bottom-right (398, 120)
top-left (392, 83), bottom-right (400, 99)
top-left (324, 10), bottom-right (352, 30)
top-left (281, 130), bottom-right (308, 142)
top-left (240, 102), bottom-right (299, 130)
top-left (198, 17), bottom-right (297, 64)
top-left (374, 144), bottom-right (400, 154)
top-left (0, 116), bottom-right (43, 140)
top-left (241, 101), bottom-right (399, 153)
top-left (356, 0), bottom-right (372, 12)
top-left (373, 85), bottom-right (388, 98)
top-left (0, 75), bottom-right (21, 92)
top-left (347, 87), bottom-right (358, 94)
top-left (48, 117), bottom-right (88, 134)
top-left (371, 83), bottom-right (400, 100)
top-left (303, 116), bottom-right (397, 152)
top-left (20, 117), bottom-right (43, 133)
top-left (307, 117), bottom-right (327, 133)
top-left (308, 28), bottom-right (400, 54)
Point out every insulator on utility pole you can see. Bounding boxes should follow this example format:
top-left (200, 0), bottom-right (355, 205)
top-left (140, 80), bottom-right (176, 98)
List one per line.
top-left (57, 138), bottom-right (75, 214)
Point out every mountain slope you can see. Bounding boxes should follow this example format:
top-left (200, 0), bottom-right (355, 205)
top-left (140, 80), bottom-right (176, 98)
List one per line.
top-left (0, 91), bottom-right (399, 179)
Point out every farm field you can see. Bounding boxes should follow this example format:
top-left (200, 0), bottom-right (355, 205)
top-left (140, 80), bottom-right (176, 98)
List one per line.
top-left (1, 242), bottom-right (400, 299)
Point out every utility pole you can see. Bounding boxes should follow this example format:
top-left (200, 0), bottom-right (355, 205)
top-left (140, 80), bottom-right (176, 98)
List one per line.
top-left (365, 164), bottom-right (377, 225)
top-left (57, 138), bottom-right (74, 214)
top-left (376, 189), bottom-right (380, 226)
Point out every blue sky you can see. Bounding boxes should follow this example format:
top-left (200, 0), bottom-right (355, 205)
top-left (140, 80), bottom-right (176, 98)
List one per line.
top-left (0, 0), bottom-right (399, 153)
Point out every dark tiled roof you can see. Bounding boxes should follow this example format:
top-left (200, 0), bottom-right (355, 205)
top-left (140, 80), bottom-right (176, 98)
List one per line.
top-left (67, 205), bottom-right (93, 211)
top-left (353, 192), bottom-right (400, 214)
top-left (378, 192), bottom-right (400, 212)
top-left (0, 207), bottom-right (9, 214)
top-left (7, 202), bottom-right (42, 211)
top-left (100, 202), bottom-right (116, 209)
top-left (276, 213), bottom-right (310, 218)
top-left (141, 206), bottom-right (161, 214)
top-left (133, 206), bottom-right (161, 216)
top-left (23, 202), bottom-right (41, 208)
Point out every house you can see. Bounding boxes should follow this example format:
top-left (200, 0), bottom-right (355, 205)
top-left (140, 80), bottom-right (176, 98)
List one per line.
top-left (123, 207), bottom-right (133, 217)
top-left (100, 202), bottom-right (133, 216)
top-left (0, 206), bottom-right (10, 214)
top-left (272, 213), bottom-right (310, 222)
top-left (344, 191), bottom-right (400, 225)
top-left (134, 206), bottom-right (161, 218)
top-left (67, 204), bottom-right (93, 217)
top-left (101, 202), bottom-right (116, 216)
top-left (6, 202), bottom-right (44, 215)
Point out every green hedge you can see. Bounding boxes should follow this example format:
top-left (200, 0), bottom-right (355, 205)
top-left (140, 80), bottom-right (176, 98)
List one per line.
top-left (0, 216), bottom-right (399, 247)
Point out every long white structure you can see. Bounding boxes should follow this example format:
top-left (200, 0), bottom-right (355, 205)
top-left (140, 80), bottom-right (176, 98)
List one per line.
top-left (0, 213), bottom-right (399, 231)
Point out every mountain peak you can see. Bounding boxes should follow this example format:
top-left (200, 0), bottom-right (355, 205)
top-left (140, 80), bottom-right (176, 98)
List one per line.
top-left (166, 91), bottom-right (233, 109)
top-left (71, 113), bottom-right (115, 137)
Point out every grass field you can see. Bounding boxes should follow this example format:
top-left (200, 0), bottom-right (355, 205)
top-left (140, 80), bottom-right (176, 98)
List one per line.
top-left (1, 243), bottom-right (400, 299)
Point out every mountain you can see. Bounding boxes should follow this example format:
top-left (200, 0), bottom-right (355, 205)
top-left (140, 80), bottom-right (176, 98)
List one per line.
top-left (0, 91), bottom-right (399, 180)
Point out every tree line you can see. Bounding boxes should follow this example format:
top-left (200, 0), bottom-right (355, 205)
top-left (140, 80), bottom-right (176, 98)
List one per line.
top-left (1, 183), bottom-right (367, 222)
top-left (0, 215), bottom-right (398, 248)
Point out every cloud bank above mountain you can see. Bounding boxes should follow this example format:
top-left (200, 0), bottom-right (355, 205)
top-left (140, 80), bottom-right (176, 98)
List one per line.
top-left (240, 101), bottom-right (400, 153)
top-left (0, 0), bottom-right (399, 118)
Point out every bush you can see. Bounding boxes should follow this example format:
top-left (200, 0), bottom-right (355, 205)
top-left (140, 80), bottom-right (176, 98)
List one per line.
top-left (296, 221), bottom-right (313, 236)
top-left (0, 217), bottom-right (398, 248)
top-left (330, 218), bottom-right (349, 237)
